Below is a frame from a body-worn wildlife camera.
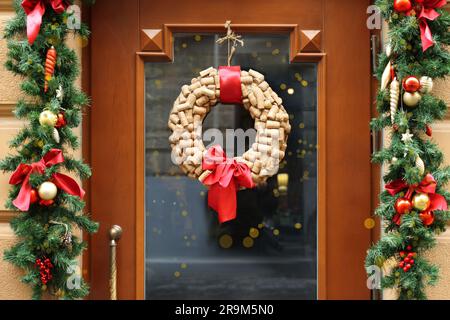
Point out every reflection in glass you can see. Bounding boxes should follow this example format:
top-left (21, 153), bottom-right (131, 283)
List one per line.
top-left (145, 34), bottom-right (317, 299)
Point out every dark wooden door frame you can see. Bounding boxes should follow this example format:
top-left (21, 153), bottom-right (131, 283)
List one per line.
top-left (85, 0), bottom-right (373, 300)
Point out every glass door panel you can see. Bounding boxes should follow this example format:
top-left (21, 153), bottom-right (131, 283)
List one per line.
top-left (145, 33), bottom-right (318, 299)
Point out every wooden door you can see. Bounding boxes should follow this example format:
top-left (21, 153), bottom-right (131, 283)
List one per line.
top-left (86, 0), bottom-right (372, 300)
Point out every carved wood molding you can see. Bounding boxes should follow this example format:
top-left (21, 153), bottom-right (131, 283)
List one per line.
top-left (0, 211), bottom-right (16, 223)
top-left (138, 24), bottom-right (325, 62)
top-left (0, 103), bottom-right (15, 117)
top-left (0, 0), bottom-right (13, 11)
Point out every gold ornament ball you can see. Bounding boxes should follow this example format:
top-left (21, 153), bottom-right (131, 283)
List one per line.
top-left (403, 91), bottom-right (422, 107)
top-left (39, 110), bottom-right (58, 127)
top-left (412, 193), bottom-right (431, 212)
top-left (38, 182), bottom-right (58, 200)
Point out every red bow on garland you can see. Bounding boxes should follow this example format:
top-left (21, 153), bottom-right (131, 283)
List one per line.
top-left (9, 148), bottom-right (85, 211)
top-left (202, 145), bottom-right (255, 223)
top-left (385, 173), bottom-right (448, 224)
top-left (417, 0), bottom-right (447, 51)
top-left (21, 0), bottom-right (69, 45)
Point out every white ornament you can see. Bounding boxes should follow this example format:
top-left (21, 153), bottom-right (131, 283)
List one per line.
top-left (402, 129), bottom-right (414, 143)
top-left (38, 182), bottom-right (58, 200)
top-left (390, 77), bottom-right (399, 124)
top-left (386, 43), bottom-right (392, 58)
top-left (403, 91), bottom-right (422, 107)
top-left (53, 128), bottom-right (60, 143)
top-left (56, 85), bottom-right (64, 101)
top-left (416, 156), bottom-right (425, 175)
top-left (381, 61), bottom-right (392, 90)
top-left (419, 76), bottom-right (433, 94)
top-left (391, 157), bottom-right (398, 163)
top-left (39, 110), bottom-right (58, 127)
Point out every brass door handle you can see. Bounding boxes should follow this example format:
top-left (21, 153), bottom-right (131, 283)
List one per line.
top-left (109, 225), bottom-right (123, 300)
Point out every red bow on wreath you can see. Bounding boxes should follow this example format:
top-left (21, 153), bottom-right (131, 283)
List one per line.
top-left (202, 145), bottom-right (255, 223)
top-left (417, 0), bottom-right (447, 51)
top-left (21, 0), bottom-right (69, 45)
top-left (385, 173), bottom-right (448, 224)
top-left (9, 148), bottom-right (85, 211)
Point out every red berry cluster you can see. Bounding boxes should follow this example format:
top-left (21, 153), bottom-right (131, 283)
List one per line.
top-left (398, 245), bottom-right (416, 272)
top-left (35, 257), bottom-right (53, 285)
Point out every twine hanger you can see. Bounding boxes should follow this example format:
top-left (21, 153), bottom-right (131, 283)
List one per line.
top-left (216, 21), bottom-right (244, 66)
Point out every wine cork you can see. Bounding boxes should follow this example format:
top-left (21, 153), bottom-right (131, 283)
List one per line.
top-left (169, 113), bottom-right (180, 124)
top-left (202, 87), bottom-right (216, 98)
top-left (264, 129), bottom-right (280, 138)
top-left (178, 112), bottom-right (189, 127)
top-left (258, 81), bottom-right (269, 91)
top-left (177, 103), bottom-right (191, 112)
top-left (185, 163), bottom-right (196, 173)
top-left (257, 143), bottom-right (271, 153)
top-left (193, 106), bottom-right (207, 115)
top-left (248, 92), bottom-right (257, 106)
top-left (241, 84), bottom-right (249, 97)
top-left (271, 91), bottom-right (282, 105)
top-left (241, 70), bottom-right (249, 77)
top-left (185, 147), bottom-right (196, 156)
top-left (249, 69), bottom-right (264, 82)
top-left (194, 165), bottom-right (204, 176)
top-left (187, 123), bottom-right (194, 132)
top-left (184, 94), bottom-right (196, 107)
top-left (283, 122), bottom-right (292, 134)
top-left (199, 67), bottom-right (214, 77)
top-left (169, 133), bottom-right (180, 144)
top-left (260, 113), bottom-right (267, 122)
top-left (181, 131), bottom-right (191, 140)
top-left (257, 136), bottom-right (273, 145)
top-left (214, 75), bottom-right (220, 88)
top-left (179, 93), bottom-right (187, 104)
top-left (268, 105), bottom-right (279, 120)
top-left (243, 98), bottom-right (250, 110)
top-left (181, 85), bottom-right (191, 97)
top-left (241, 76), bottom-right (253, 84)
top-left (196, 96), bottom-right (209, 106)
top-left (252, 84), bottom-right (265, 110)
top-left (252, 160), bottom-right (262, 174)
top-left (198, 170), bottom-right (212, 183)
top-left (178, 139), bottom-right (193, 149)
top-left (264, 100), bottom-right (272, 109)
top-left (267, 120), bottom-right (280, 129)
top-left (200, 77), bottom-right (215, 85)
top-left (189, 81), bottom-right (201, 91)
top-left (249, 107), bottom-right (261, 118)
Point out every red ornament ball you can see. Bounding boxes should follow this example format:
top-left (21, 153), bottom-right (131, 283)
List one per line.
top-left (403, 76), bottom-right (421, 93)
top-left (394, 0), bottom-right (412, 12)
top-left (55, 112), bottom-right (67, 128)
top-left (39, 199), bottom-right (54, 207)
top-left (419, 211), bottom-right (435, 226)
top-left (426, 125), bottom-right (432, 137)
top-left (395, 197), bottom-right (412, 215)
top-left (406, 245), bottom-right (413, 251)
top-left (30, 189), bottom-right (39, 204)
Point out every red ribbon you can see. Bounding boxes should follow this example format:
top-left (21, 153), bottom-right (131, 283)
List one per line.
top-left (417, 0), bottom-right (447, 52)
top-left (21, 0), bottom-right (69, 45)
top-left (202, 145), bottom-right (254, 223)
top-left (9, 149), bottom-right (85, 211)
top-left (219, 66), bottom-right (242, 104)
top-left (385, 173), bottom-right (448, 224)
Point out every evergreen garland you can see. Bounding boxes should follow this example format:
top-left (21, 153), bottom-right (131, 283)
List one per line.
top-left (366, 0), bottom-right (450, 299)
top-left (0, 0), bottom-right (97, 299)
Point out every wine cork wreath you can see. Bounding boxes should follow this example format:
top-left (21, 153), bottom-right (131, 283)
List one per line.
top-left (168, 67), bottom-right (291, 185)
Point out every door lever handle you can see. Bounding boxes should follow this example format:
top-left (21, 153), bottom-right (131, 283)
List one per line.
top-left (109, 225), bottom-right (123, 300)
